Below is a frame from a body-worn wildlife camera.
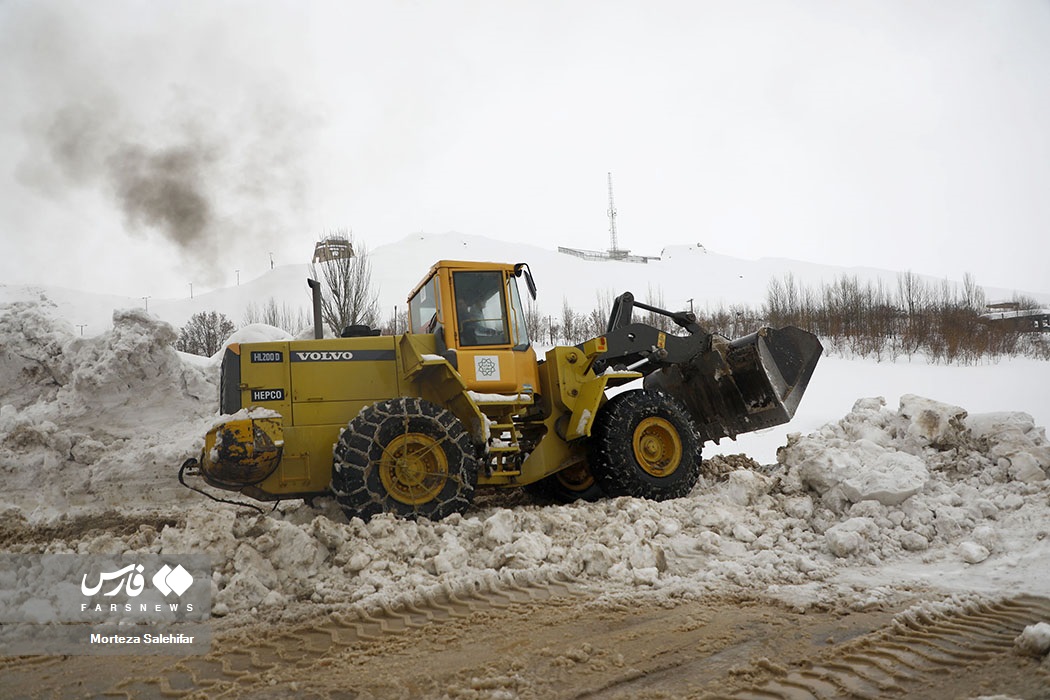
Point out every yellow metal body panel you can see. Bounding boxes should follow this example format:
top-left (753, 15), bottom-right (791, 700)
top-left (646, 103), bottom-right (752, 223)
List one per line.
top-left (512, 414), bottom-right (586, 486)
top-left (406, 259), bottom-right (522, 301)
top-left (510, 350), bottom-right (592, 486)
top-left (397, 333), bottom-right (487, 443)
top-left (564, 376), bottom-right (609, 442)
top-left (287, 337), bottom-right (400, 419)
top-left (222, 336), bottom-right (406, 497)
top-left (487, 345), bottom-right (640, 487)
top-left (454, 347), bottom-right (539, 394)
top-left (235, 342), bottom-right (293, 418)
top-left (262, 425), bottom-right (336, 493)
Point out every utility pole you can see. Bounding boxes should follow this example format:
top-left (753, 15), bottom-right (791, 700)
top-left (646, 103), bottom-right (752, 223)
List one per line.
top-left (189, 282), bottom-right (193, 299)
top-left (141, 296), bottom-right (151, 312)
top-left (76, 324), bottom-right (87, 336)
top-left (235, 270), bottom-right (240, 286)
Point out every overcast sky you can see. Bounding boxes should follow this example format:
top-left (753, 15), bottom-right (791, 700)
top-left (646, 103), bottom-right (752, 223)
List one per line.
top-left (1, 0), bottom-right (1048, 299)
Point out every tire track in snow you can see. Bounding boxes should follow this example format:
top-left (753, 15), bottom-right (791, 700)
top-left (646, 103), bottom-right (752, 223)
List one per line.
top-left (721, 595), bottom-right (1050, 700)
top-left (113, 570), bottom-right (583, 697)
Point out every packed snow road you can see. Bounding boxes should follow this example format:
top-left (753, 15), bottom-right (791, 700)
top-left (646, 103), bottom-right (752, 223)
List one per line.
top-left (2, 581), bottom-right (1048, 699)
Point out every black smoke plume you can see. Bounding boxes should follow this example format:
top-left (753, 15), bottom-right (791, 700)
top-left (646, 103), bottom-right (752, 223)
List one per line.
top-left (10, 5), bottom-right (313, 288)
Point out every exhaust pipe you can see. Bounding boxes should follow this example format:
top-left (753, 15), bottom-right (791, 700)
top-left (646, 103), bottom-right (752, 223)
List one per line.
top-left (308, 278), bottom-right (323, 340)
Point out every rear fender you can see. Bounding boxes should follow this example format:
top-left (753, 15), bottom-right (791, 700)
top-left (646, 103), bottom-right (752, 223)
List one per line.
top-left (398, 333), bottom-right (488, 443)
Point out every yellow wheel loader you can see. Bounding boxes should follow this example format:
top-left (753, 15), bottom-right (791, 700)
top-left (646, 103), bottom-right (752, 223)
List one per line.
top-left (181, 260), bottom-right (822, 520)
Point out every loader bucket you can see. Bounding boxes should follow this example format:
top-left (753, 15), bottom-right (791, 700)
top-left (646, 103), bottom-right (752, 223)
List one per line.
top-left (643, 326), bottom-right (822, 442)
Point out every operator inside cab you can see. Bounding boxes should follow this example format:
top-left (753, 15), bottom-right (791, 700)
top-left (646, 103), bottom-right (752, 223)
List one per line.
top-left (454, 271), bottom-right (509, 346)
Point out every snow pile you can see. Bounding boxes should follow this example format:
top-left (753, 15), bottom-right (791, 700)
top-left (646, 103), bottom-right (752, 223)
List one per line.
top-left (0, 300), bottom-right (72, 410)
top-left (966, 412), bottom-right (1050, 485)
top-left (1015, 622), bottom-right (1050, 657)
top-left (778, 395), bottom-right (1048, 564)
top-left (0, 301), bottom-right (217, 515)
top-left (1, 302), bottom-right (214, 428)
top-left (215, 324), bottom-right (294, 357)
top-left (84, 390), bottom-right (1049, 618)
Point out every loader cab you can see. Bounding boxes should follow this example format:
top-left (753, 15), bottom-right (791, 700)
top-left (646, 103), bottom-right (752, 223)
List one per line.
top-left (407, 260), bottom-right (539, 394)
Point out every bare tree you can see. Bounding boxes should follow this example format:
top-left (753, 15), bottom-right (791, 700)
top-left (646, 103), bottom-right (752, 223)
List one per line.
top-left (378, 306), bottom-right (408, 335)
top-left (176, 311), bottom-right (237, 357)
top-left (897, 270), bottom-right (925, 318)
top-left (243, 297), bottom-right (310, 335)
top-left (708, 270), bottom-right (1042, 364)
top-left (546, 314), bottom-right (561, 346)
top-left (765, 276), bottom-right (786, 326)
top-left (309, 231), bottom-right (381, 335)
top-left (525, 297), bottom-right (543, 344)
top-left (1011, 292), bottom-right (1041, 311)
top-left (561, 297), bottom-right (587, 344)
top-left (961, 272), bottom-right (986, 313)
top-left (587, 289), bottom-right (614, 338)
top-left (642, 285), bottom-right (675, 334)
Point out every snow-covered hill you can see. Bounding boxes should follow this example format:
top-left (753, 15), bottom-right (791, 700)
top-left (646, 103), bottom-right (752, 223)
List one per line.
top-left (5, 231), bottom-right (1047, 339)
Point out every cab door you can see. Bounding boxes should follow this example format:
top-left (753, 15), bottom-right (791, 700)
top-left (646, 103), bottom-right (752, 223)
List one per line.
top-left (450, 268), bottom-right (538, 395)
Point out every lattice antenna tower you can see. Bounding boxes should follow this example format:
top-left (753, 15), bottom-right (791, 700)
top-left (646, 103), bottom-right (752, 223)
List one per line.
top-left (607, 171), bottom-right (620, 255)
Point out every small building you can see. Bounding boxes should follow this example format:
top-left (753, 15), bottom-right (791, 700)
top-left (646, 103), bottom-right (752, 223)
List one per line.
top-left (981, 302), bottom-right (1050, 332)
top-left (312, 238), bottom-right (354, 263)
top-left (557, 246), bottom-right (660, 264)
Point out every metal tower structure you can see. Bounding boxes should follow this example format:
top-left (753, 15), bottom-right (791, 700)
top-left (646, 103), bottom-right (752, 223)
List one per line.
top-left (558, 172), bottom-right (655, 262)
top-left (606, 171), bottom-right (623, 257)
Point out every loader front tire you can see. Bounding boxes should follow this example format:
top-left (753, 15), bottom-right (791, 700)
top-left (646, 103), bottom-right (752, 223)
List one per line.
top-left (588, 390), bottom-right (701, 501)
top-left (331, 398), bottom-right (479, 521)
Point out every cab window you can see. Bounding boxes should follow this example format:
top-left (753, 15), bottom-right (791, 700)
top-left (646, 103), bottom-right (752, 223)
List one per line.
top-left (453, 271), bottom-right (509, 346)
top-left (507, 275), bottom-right (531, 349)
top-left (408, 275), bottom-right (440, 334)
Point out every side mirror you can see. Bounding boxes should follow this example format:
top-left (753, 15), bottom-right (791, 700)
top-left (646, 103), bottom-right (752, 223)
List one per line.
top-left (514, 262), bottom-right (537, 300)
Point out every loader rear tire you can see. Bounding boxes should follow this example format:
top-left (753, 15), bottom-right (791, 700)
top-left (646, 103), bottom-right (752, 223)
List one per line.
top-left (588, 389), bottom-right (701, 501)
top-left (331, 398), bottom-right (479, 521)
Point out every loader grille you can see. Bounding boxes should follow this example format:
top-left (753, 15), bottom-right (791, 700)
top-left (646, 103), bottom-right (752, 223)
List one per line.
top-left (219, 347), bottom-right (242, 415)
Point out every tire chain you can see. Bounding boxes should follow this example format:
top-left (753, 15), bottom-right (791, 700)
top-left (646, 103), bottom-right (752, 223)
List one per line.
top-left (589, 389), bottom-right (702, 501)
top-left (331, 397), bottom-right (478, 521)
